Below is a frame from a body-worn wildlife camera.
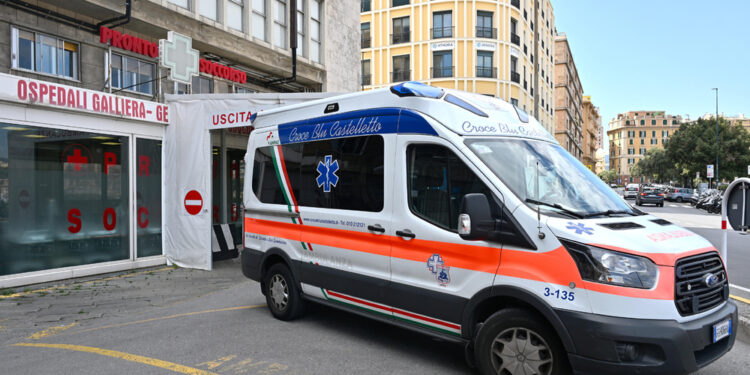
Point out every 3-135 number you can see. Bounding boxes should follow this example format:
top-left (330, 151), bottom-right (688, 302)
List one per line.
top-left (544, 287), bottom-right (575, 301)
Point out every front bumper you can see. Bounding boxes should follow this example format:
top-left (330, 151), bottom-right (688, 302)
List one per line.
top-left (559, 301), bottom-right (737, 375)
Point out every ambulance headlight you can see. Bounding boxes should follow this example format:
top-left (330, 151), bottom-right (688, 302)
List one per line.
top-left (561, 239), bottom-right (658, 289)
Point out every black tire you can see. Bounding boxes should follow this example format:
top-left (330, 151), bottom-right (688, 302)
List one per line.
top-left (676, 197), bottom-right (683, 203)
top-left (263, 263), bottom-right (305, 321)
top-left (475, 308), bottom-right (570, 375)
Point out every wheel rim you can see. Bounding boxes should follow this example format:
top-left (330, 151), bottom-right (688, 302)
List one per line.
top-left (268, 274), bottom-right (289, 311)
top-left (490, 327), bottom-right (553, 375)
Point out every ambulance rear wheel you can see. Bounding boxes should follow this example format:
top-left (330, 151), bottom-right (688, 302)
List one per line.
top-left (475, 308), bottom-right (569, 375)
top-left (264, 263), bottom-right (305, 321)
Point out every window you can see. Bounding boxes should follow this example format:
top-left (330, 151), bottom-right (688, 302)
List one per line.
top-left (432, 51), bottom-right (452, 78)
top-left (192, 76), bottom-right (213, 94)
top-left (629, 139), bottom-right (633, 145)
top-left (640, 139), bottom-right (644, 145)
top-left (662, 130), bottom-right (669, 137)
top-left (510, 98), bottom-right (519, 107)
top-left (639, 131), bottom-right (646, 137)
top-left (169, 0), bottom-right (189, 8)
top-left (640, 148), bottom-right (646, 155)
top-left (651, 130), bottom-right (656, 137)
top-left (253, 135), bottom-right (384, 212)
top-left (663, 119), bottom-right (667, 125)
top-left (626, 120), bottom-right (630, 125)
top-left (235, 86), bottom-right (256, 93)
top-left (510, 56), bottom-right (519, 83)
top-left (227, 0), bottom-right (244, 31)
top-left (136, 138), bottom-right (163, 257)
top-left (393, 0), bottom-right (409, 6)
top-left (107, 53), bottom-right (154, 95)
top-left (407, 144), bottom-right (494, 231)
top-left (200, 0), bottom-right (218, 20)
top-left (477, 51), bottom-right (494, 78)
top-left (392, 54), bottom-right (410, 82)
top-left (273, 0), bottom-right (287, 48)
top-left (651, 119), bottom-right (656, 125)
top-left (361, 0), bottom-right (371, 12)
top-left (361, 59), bottom-right (371, 86)
top-left (650, 139), bottom-right (657, 145)
top-left (0, 124), bottom-right (131, 276)
top-left (12, 28), bottom-right (79, 80)
top-left (392, 16), bottom-right (410, 44)
top-left (310, 0), bottom-right (322, 62)
top-left (672, 120), bottom-right (678, 124)
top-left (477, 11), bottom-right (494, 38)
top-left (361, 22), bottom-right (371, 48)
top-left (432, 11), bottom-right (452, 39)
top-left (640, 120), bottom-right (645, 125)
top-left (510, 18), bottom-right (519, 45)
top-left (296, 0), bottom-right (305, 56)
top-left (252, 0), bottom-right (267, 40)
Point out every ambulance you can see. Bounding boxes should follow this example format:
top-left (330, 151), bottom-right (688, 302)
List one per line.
top-left (240, 82), bottom-right (736, 374)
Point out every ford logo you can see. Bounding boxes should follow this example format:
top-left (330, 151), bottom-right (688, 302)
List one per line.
top-left (703, 273), bottom-right (720, 287)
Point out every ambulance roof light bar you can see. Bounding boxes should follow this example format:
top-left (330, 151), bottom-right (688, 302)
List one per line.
top-left (390, 81), bottom-right (444, 99)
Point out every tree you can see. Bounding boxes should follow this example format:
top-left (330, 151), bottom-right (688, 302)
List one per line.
top-left (632, 148), bottom-right (677, 183)
top-left (665, 118), bottom-right (750, 185)
top-left (597, 169), bottom-right (617, 185)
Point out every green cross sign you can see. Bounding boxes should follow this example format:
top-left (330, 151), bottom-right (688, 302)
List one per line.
top-left (159, 31), bottom-right (199, 85)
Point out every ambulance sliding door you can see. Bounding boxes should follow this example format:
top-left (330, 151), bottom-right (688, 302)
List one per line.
top-left (389, 135), bottom-right (502, 335)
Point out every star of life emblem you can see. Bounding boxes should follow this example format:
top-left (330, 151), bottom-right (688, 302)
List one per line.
top-left (316, 155), bottom-right (339, 192)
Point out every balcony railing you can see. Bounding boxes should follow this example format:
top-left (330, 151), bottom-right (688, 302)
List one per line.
top-left (476, 66), bottom-right (497, 78)
top-left (391, 32), bottom-right (410, 44)
top-left (511, 0), bottom-right (520, 9)
top-left (431, 26), bottom-right (453, 39)
top-left (510, 71), bottom-right (520, 83)
top-left (431, 66), bottom-right (454, 78)
top-left (361, 35), bottom-right (371, 48)
top-left (511, 33), bottom-right (520, 46)
top-left (361, 0), bottom-right (371, 12)
top-left (391, 70), bottom-right (411, 82)
top-left (475, 26), bottom-right (497, 39)
top-left (361, 74), bottom-right (371, 86)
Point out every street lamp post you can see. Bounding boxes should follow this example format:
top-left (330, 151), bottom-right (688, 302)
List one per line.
top-left (712, 88), bottom-right (719, 189)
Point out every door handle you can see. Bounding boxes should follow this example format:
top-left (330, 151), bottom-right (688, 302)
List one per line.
top-left (395, 229), bottom-right (416, 239)
top-left (367, 224), bottom-right (386, 233)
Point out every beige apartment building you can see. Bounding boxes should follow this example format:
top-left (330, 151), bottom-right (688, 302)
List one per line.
top-left (553, 32), bottom-right (582, 160)
top-left (581, 95), bottom-right (601, 170)
top-left (361, 0), bottom-right (556, 133)
top-left (696, 113), bottom-right (750, 134)
top-left (608, 111), bottom-right (682, 184)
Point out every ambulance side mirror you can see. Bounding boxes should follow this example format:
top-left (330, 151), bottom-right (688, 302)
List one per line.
top-left (458, 193), bottom-right (495, 241)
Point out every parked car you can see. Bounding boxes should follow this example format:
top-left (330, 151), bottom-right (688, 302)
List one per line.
top-left (667, 187), bottom-right (693, 203)
top-left (624, 183), bottom-right (639, 199)
top-left (636, 186), bottom-right (665, 206)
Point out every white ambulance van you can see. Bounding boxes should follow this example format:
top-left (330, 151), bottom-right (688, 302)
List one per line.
top-left (241, 82), bottom-right (736, 374)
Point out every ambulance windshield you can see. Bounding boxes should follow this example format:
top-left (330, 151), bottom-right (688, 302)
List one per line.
top-left (466, 138), bottom-right (636, 218)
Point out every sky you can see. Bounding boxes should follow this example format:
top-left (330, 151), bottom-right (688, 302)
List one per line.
top-left (552, 0), bottom-right (750, 137)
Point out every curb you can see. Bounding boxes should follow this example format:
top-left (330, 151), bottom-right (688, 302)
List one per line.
top-left (740, 315), bottom-right (750, 345)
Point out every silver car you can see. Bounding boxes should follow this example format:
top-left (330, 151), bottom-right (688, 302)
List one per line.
top-left (624, 184), bottom-right (639, 199)
top-left (667, 187), bottom-right (693, 203)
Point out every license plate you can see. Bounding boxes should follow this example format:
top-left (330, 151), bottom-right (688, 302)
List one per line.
top-left (713, 318), bottom-right (731, 343)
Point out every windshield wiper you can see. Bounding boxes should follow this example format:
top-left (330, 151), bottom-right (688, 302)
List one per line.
top-left (582, 209), bottom-right (635, 218)
top-left (525, 198), bottom-right (584, 219)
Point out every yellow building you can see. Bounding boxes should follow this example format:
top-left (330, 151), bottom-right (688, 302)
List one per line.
top-left (581, 95), bottom-right (601, 169)
top-left (607, 111), bottom-right (682, 184)
top-left (360, 0), bottom-right (556, 133)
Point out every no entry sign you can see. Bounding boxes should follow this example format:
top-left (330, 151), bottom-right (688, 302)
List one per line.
top-left (184, 190), bottom-right (203, 215)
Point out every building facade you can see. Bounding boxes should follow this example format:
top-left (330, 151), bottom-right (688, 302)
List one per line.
top-left (553, 32), bottom-right (582, 160)
top-left (607, 111), bottom-right (682, 184)
top-left (698, 113), bottom-right (750, 134)
top-left (360, 0), bottom-right (556, 133)
top-left (0, 0), bottom-right (359, 286)
top-left (581, 95), bottom-right (600, 169)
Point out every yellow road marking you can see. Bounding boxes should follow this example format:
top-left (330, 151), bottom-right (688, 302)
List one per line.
top-left (730, 294), bottom-right (750, 305)
top-left (13, 342), bottom-right (218, 375)
top-left (57, 305), bottom-right (266, 337)
top-left (197, 355), bottom-right (238, 370)
top-left (0, 267), bottom-right (174, 300)
top-left (27, 322), bottom-right (78, 340)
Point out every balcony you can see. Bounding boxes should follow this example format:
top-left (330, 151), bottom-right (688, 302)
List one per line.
top-left (431, 66), bottom-right (454, 78)
top-left (361, 0), bottom-right (371, 12)
top-left (361, 35), bottom-right (371, 49)
top-left (511, 71), bottom-right (520, 83)
top-left (511, 33), bottom-right (520, 46)
top-left (431, 26), bottom-right (453, 39)
top-left (476, 26), bottom-right (497, 39)
top-left (511, 0), bottom-right (520, 9)
top-left (391, 70), bottom-right (411, 82)
top-left (476, 66), bottom-right (497, 78)
top-left (391, 32), bottom-right (410, 44)
top-left (361, 74), bottom-right (371, 86)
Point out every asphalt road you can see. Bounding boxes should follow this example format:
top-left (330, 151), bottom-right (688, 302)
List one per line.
top-left (0, 260), bottom-right (747, 375)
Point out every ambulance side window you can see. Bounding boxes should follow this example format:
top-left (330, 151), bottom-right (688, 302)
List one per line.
top-left (252, 144), bottom-right (302, 205)
top-left (407, 144), bottom-right (495, 231)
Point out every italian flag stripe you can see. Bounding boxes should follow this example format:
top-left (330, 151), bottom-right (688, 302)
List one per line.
top-left (271, 145), bottom-right (314, 251)
top-left (322, 289), bottom-right (461, 335)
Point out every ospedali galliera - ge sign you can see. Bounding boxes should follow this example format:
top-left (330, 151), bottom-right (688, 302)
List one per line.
top-left (99, 26), bottom-right (247, 84)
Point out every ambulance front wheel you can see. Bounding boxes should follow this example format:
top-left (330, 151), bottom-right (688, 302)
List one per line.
top-left (264, 263), bottom-right (306, 321)
top-left (474, 308), bottom-right (570, 375)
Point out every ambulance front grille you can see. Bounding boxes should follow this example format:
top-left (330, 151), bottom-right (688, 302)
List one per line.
top-left (674, 252), bottom-right (728, 316)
